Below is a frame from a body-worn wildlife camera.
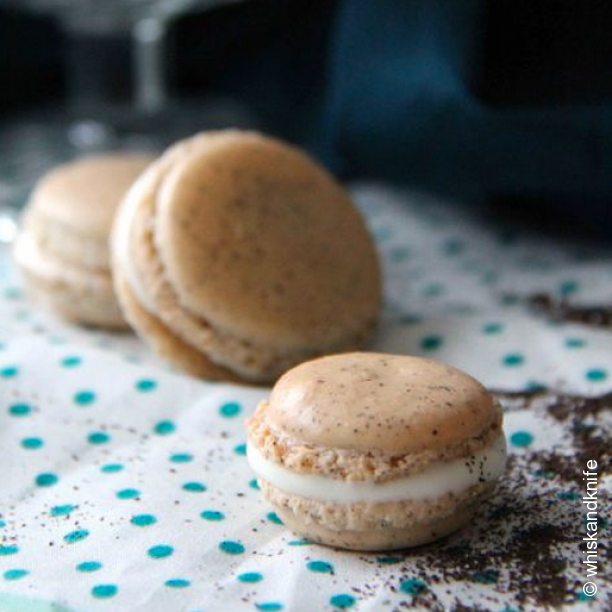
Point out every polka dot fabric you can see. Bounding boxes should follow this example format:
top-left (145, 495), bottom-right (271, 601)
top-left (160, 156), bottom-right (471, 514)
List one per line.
top-left (1, 184), bottom-right (611, 611)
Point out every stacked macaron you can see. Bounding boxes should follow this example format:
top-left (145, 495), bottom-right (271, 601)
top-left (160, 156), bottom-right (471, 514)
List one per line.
top-left (111, 131), bottom-right (381, 383)
top-left (247, 352), bottom-right (507, 550)
top-left (14, 154), bottom-right (153, 328)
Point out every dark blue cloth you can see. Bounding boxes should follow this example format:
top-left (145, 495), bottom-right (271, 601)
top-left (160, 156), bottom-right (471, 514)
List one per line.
top-left (323, 0), bottom-right (611, 202)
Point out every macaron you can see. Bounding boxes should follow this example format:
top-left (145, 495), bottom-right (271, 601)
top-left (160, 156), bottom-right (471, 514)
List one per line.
top-left (112, 130), bottom-right (381, 383)
top-left (246, 352), bottom-right (507, 551)
top-left (14, 153), bottom-right (153, 328)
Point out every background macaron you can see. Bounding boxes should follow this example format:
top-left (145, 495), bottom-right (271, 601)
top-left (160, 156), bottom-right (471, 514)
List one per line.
top-left (14, 153), bottom-right (154, 328)
top-left (112, 130), bottom-right (382, 383)
top-left (247, 352), bottom-right (507, 551)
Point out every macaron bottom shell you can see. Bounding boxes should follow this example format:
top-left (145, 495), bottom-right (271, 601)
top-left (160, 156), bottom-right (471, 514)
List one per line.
top-left (14, 233), bottom-right (127, 330)
top-left (273, 498), bottom-right (480, 552)
top-left (260, 478), bottom-right (497, 552)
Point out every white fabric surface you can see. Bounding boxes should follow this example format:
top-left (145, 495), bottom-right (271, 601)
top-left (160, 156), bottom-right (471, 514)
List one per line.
top-left (1, 184), bottom-right (610, 612)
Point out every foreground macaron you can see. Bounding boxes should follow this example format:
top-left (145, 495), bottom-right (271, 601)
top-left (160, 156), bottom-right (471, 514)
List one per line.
top-left (247, 353), bottom-right (507, 551)
top-left (14, 154), bottom-right (153, 328)
top-left (112, 130), bottom-right (381, 383)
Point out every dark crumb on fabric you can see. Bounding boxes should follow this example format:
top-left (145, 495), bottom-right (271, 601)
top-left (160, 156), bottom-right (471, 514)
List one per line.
top-left (527, 293), bottom-right (612, 328)
top-left (357, 389), bottom-right (611, 612)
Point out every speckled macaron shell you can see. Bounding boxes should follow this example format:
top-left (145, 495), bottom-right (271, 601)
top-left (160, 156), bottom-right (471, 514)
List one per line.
top-left (114, 266), bottom-right (245, 382)
top-left (25, 154), bottom-right (154, 269)
top-left (112, 130), bottom-right (381, 382)
top-left (247, 352), bottom-right (505, 551)
top-left (154, 131), bottom-right (381, 350)
top-left (267, 352), bottom-right (499, 453)
top-left (275, 503), bottom-right (477, 552)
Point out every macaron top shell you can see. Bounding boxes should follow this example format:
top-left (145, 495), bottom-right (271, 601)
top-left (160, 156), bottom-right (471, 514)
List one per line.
top-left (29, 154), bottom-right (153, 240)
top-left (152, 131), bottom-right (381, 349)
top-left (266, 353), bottom-right (501, 454)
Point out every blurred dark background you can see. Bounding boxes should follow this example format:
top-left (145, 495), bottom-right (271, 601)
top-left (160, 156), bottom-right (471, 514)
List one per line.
top-left (1, 0), bottom-right (611, 231)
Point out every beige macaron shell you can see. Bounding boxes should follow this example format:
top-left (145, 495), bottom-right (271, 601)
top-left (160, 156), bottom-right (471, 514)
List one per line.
top-left (154, 131), bottom-right (381, 350)
top-left (266, 353), bottom-right (500, 454)
top-left (31, 154), bottom-right (154, 239)
top-left (27, 154), bottom-right (154, 268)
top-left (274, 503), bottom-right (476, 551)
top-left (14, 232), bottom-right (125, 328)
top-left (113, 266), bottom-right (245, 381)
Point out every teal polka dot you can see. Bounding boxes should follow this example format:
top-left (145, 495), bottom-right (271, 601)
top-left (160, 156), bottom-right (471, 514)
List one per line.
top-left (0, 520), bottom-right (5, 528)
top-left (131, 514), bottom-right (157, 527)
top-left (64, 529), bottom-right (89, 544)
top-left (586, 368), bottom-right (607, 382)
top-left (21, 437), bottom-right (43, 449)
top-left (267, 512), bottom-right (283, 525)
top-left (219, 401), bottom-right (241, 418)
top-left (35, 473), bottom-right (58, 487)
top-left (577, 590), bottom-right (596, 602)
top-left (557, 490), bottom-right (580, 501)
top-left (136, 379), bottom-right (157, 392)
top-left (390, 246), bottom-right (409, 262)
top-left (481, 271), bottom-right (498, 285)
top-left (525, 380), bottom-right (546, 392)
top-left (154, 420), bottom-right (176, 435)
top-left (400, 314), bottom-right (421, 326)
top-left (148, 545), bottom-right (174, 559)
top-left (400, 578), bottom-right (427, 595)
top-left (503, 353), bottom-right (524, 367)
top-left (288, 539), bottom-right (311, 546)
top-left (482, 322), bottom-right (503, 334)
top-left (1, 366), bottom-right (18, 378)
top-left (565, 338), bottom-right (585, 349)
top-left (234, 443), bottom-right (247, 456)
top-left (376, 556), bottom-right (402, 564)
top-left (219, 540), bottom-right (244, 555)
top-left (0, 545), bottom-right (18, 556)
top-left (201, 510), bottom-right (225, 521)
top-left (91, 584), bottom-right (117, 599)
top-left (472, 569), bottom-right (499, 584)
top-left (165, 578), bottom-right (190, 588)
top-left (183, 482), bottom-right (206, 493)
top-left (77, 561), bottom-right (102, 572)
top-left (442, 238), bottom-right (464, 255)
top-left (50, 504), bottom-right (76, 517)
top-left (330, 594), bottom-right (356, 609)
top-left (238, 572), bottom-right (263, 583)
top-left (307, 560), bottom-right (333, 573)
top-left (3, 287), bottom-right (21, 299)
top-left (255, 604), bottom-right (284, 612)
top-left (61, 356), bottom-right (82, 368)
top-left (3, 569), bottom-right (28, 581)
top-left (170, 453), bottom-right (193, 463)
top-left (88, 431), bottom-right (110, 445)
top-left (8, 403), bottom-right (31, 417)
top-left (420, 334), bottom-right (443, 351)
top-left (74, 390), bottom-right (96, 406)
top-left (101, 463), bottom-right (123, 473)
top-left (502, 293), bottom-right (522, 306)
top-left (117, 488), bottom-right (140, 500)
top-left (559, 280), bottom-right (579, 297)
top-left (510, 431), bottom-right (534, 448)
top-left (423, 282), bottom-right (444, 297)
top-left (249, 479), bottom-right (260, 490)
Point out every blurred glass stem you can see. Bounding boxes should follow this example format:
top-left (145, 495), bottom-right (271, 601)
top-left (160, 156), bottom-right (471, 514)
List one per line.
top-left (61, 13), bottom-right (168, 148)
top-left (134, 18), bottom-right (167, 115)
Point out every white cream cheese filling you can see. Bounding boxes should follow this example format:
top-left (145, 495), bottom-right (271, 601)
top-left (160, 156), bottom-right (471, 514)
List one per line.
top-left (247, 435), bottom-right (507, 503)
